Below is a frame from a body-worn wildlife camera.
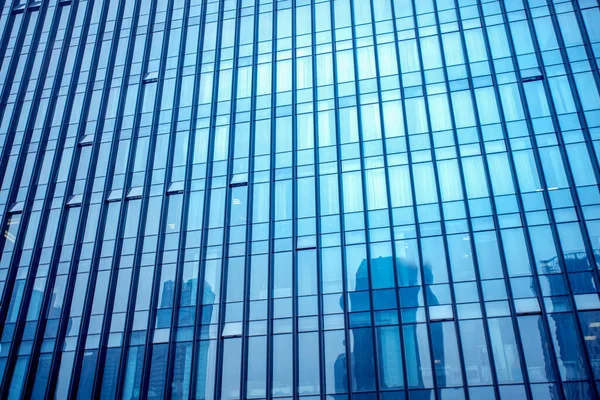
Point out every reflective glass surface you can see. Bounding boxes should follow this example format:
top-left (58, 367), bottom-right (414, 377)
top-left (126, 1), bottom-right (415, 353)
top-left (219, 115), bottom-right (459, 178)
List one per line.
top-left (1, 0), bottom-right (600, 399)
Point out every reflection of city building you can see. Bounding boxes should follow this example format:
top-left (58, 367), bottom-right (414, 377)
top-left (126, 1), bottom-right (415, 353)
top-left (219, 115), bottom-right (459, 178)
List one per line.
top-left (538, 251), bottom-right (600, 274)
top-left (335, 256), bottom-right (444, 392)
top-left (1, 0), bottom-right (600, 398)
top-left (194, 282), bottom-right (214, 399)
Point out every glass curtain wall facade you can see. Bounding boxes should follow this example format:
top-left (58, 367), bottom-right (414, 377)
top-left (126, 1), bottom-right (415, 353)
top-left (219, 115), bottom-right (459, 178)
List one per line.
top-left (1, 0), bottom-right (600, 399)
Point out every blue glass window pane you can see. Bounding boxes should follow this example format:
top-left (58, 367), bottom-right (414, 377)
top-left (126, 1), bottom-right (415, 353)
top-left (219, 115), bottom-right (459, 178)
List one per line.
top-left (468, 386), bottom-right (496, 399)
top-left (488, 318), bottom-right (524, 384)
top-left (376, 326), bottom-right (404, 390)
top-left (498, 385), bottom-right (527, 400)
top-left (473, 232), bottom-right (504, 278)
top-left (370, 242), bottom-right (395, 289)
top-left (531, 383), bottom-right (561, 400)
top-left (350, 328), bottom-right (376, 392)
top-left (148, 344), bottom-right (168, 398)
top-left (7, 357), bottom-right (28, 400)
top-left (517, 316), bottom-right (556, 383)
top-left (501, 229), bottom-right (533, 277)
top-left (404, 324), bottom-right (434, 389)
top-left (272, 335), bottom-right (293, 396)
top-left (547, 313), bottom-right (589, 381)
top-left (563, 381), bottom-right (595, 400)
top-left (324, 330), bottom-right (347, 394)
top-left (298, 332), bottom-right (320, 395)
top-left (31, 354), bottom-right (52, 399)
top-left (421, 237), bottom-right (449, 284)
top-left (171, 343), bottom-right (192, 399)
top-left (196, 341), bottom-right (216, 400)
top-left (459, 319), bottom-right (493, 385)
top-left (431, 322), bottom-right (463, 387)
top-left (247, 336), bottom-right (267, 398)
top-left (100, 348), bottom-right (121, 400)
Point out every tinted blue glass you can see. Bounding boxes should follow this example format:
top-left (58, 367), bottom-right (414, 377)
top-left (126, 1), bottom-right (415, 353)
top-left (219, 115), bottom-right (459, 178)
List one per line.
top-left (578, 311), bottom-right (600, 379)
top-left (517, 316), bottom-right (556, 383)
top-left (350, 328), bottom-right (376, 392)
top-left (404, 324), bottom-right (433, 389)
top-left (459, 319), bottom-right (493, 386)
top-left (324, 330), bottom-right (347, 394)
top-left (100, 348), bottom-right (121, 400)
top-left (376, 326), bottom-right (404, 389)
top-left (298, 332), bottom-right (320, 395)
top-left (0, 0), bottom-right (599, 398)
top-left (76, 350), bottom-right (98, 400)
top-left (431, 322), bottom-right (463, 388)
top-left (547, 313), bottom-right (589, 381)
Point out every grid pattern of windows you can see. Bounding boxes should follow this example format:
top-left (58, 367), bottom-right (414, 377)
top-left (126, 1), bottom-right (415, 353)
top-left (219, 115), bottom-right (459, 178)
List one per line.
top-left (1, 0), bottom-right (600, 399)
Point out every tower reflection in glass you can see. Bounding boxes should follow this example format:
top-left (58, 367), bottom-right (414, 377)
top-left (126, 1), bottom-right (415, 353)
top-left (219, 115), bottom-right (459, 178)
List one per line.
top-left (0, 0), bottom-right (600, 399)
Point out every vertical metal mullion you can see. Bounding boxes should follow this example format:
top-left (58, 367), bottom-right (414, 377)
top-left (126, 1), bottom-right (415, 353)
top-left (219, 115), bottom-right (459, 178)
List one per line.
top-left (185, 0), bottom-right (214, 396)
top-left (455, 2), bottom-right (554, 399)
top-left (383, 1), bottom-right (443, 397)
top-left (568, 0), bottom-right (600, 104)
top-left (523, 1), bottom-right (600, 394)
top-left (462, 5), bottom-right (550, 400)
top-left (161, 0), bottom-right (204, 398)
top-left (85, 0), bottom-right (145, 396)
top-left (426, 2), bottom-right (535, 399)
top-left (539, 2), bottom-right (600, 186)
top-left (142, 0), bottom-right (190, 394)
top-left (43, 0), bottom-right (120, 396)
top-left (239, 0), bottom-right (261, 398)
top-left (0, 2), bottom-right (25, 81)
top-left (112, 0), bottom-right (165, 395)
top-left (16, 0), bottom-right (113, 396)
top-left (19, 1), bottom-right (98, 396)
top-left (0, 9), bottom-right (36, 176)
top-left (0, 6), bottom-right (46, 234)
top-left (403, 1), bottom-right (463, 396)
top-left (187, 0), bottom-right (226, 398)
top-left (517, 1), bottom-right (600, 278)
top-left (239, 0), bottom-right (261, 395)
top-left (135, 0), bottom-right (178, 396)
top-left (476, 1), bottom-right (589, 398)
top-left (0, 2), bottom-right (75, 396)
top-left (0, 0), bottom-right (55, 338)
top-left (291, 1), bottom-right (299, 399)
top-left (364, 0), bottom-right (416, 398)
top-left (0, 4), bottom-right (41, 325)
top-left (540, 0), bottom-right (600, 271)
top-left (267, 1), bottom-right (277, 398)
top-left (503, 3), bottom-right (600, 396)
top-left (310, 0), bottom-right (327, 398)
top-left (328, 1), bottom-right (354, 397)
top-left (0, 1), bottom-right (18, 43)
top-left (425, 1), bottom-right (520, 399)
top-left (346, 0), bottom-right (384, 397)
top-left (64, 0), bottom-right (133, 396)
top-left (214, 0), bottom-right (245, 398)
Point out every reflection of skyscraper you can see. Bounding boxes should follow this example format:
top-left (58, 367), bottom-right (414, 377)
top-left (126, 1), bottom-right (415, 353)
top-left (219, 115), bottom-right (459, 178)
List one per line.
top-left (1, 0), bottom-right (599, 397)
top-left (348, 259), bottom-right (375, 391)
top-left (157, 279), bottom-right (175, 328)
top-left (179, 277), bottom-right (196, 308)
top-left (195, 282), bottom-right (214, 400)
top-left (333, 349), bottom-right (347, 394)
top-left (536, 250), bottom-right (595, 386)
top-left (335, 256), bottom-right (444, 392)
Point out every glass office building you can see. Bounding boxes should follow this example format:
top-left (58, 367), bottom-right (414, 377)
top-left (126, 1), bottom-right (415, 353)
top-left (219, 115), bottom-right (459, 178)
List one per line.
top-left (2, 0), bottom-right (600, 399)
